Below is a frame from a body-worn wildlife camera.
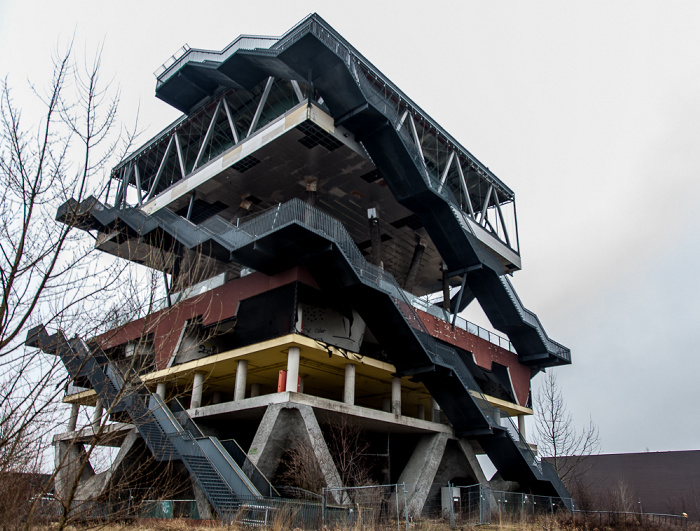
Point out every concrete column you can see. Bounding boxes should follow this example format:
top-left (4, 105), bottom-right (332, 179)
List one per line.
top-left (518, 415), bottom-right (527, 441)
top-left (382, 398), bottom-right (391, 412)
top-left (92, 399), bottom-right (103, 430)
top-left (156, 382), bottom-right (167, 399)
top-left (417, 404), bottom-right (425, 420)
top-left (391, 376), bottom-right (402, 415)
top-left (344, 363), bottom-right (356, 405)
top-left (286, 347), bottom-right (300, 392)
top-left (212, 392), bottom-right (222, 404)
top-left (234, 360), bottom-right (248, 401)
top-left (68, 403), bottom-right (79, 431)
top-left (299, 376), bottom-right (305, 393)
top-left (397, 432), bottom-right (450, 516)
top-left (431, 398), bottom-right (440, 423)
top-left (250, 383), bottom-right (261, 397)
top-left (191, 372), bottom-right (205, 409)
top-left (247, 403), bottom-right (346, 503)
top-left (492, 408), bottom-right (502, 425)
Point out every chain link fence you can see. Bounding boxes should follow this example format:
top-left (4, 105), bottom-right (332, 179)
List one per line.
top-left (30, 483), bottom-right (691, 529)
top-left (446, 483), bottom-right (573, 526)
top-left (323, 484), bottom-right (409, 530)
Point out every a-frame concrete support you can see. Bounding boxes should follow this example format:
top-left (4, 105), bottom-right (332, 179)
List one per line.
top-left (247, 403), bottom-right (345, 503)
top-left (398, 434), bottom-right (488, 516)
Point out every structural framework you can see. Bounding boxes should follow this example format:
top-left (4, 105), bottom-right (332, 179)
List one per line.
top-left (29, 14), bottom-right (572, 519)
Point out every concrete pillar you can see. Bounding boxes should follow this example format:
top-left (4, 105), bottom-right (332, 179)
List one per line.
top-left (191, 478), bottom-right (214, 519)
top-left (492, 408), bottom-right (502, 425)
top-left (54, 441), bottom-right (95, 501)
top-left (299, 376), bottom-right (305, 393)
top-left (234, 360), bottom-right (248, 401)
top-left (247, 403), bottom-right (346, 503)
top-left (417, 404), bottom-right (425, 420)
top-left (156, 382), bottom-right (167, 399)
top-left (344, 363), bottom-right (356, 405)
top-left (431, 398), bottom-right (440, 423)
top-left (191, 372), bottom-right (205, 409)
top-left (286, 347), bottom-right (300, 392)
top-left (68, 403), bottom-right (79, 431)
top-left (397, 432), bottom-right (450, 516)
top-left (382, 398), bottom-right (391, 412)
top-left (92, 399), bottom-right (103, 430)
top-left (518, 415), bottom-right (527, 441)
top-left (212, 391), bottom-right (222, 404)
top-left (250, 383), bottom-right (261, 397)
top-left (391, 376), bottom-right (402, 415)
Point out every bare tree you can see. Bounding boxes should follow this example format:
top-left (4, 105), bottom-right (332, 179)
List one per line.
top-left (276, 419), bottom-right (374, 496)
top-left (0, 41), bottom-right (249, 529)
top-left (534, 371), bottom-right (600, 491)
top-left (0, 43), bottom-right (148, 529)
top-left (324, 418), bottom-right (373, 488)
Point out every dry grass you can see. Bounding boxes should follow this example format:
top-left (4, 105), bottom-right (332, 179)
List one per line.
top-left (22, 515), bottom-right (700, 531)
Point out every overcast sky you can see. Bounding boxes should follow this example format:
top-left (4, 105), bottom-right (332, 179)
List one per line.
top-left (2, 1), bottom-right (699, 455)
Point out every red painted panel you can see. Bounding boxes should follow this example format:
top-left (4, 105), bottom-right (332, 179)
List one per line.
top-left (416, 309), bottom-right (531, 407)
top-left (96, 267), bottom-right (319, 369)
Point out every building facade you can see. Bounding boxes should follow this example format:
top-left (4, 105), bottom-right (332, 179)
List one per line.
top-left (30, 14), bottom-right (572, 518)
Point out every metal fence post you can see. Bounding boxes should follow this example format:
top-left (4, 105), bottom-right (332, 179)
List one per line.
top-left (402, 482), bottom-right (409, 531)
top-left (395, 484), bottom-right (400, 531)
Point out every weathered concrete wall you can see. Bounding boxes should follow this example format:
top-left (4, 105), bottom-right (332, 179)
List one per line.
top-left (397, 432), bottom-right (450, 516)
top-left (247, 402), bottom-right (344, 502)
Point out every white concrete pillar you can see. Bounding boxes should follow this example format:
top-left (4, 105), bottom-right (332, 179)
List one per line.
top-left (191, 372), bottom-right (205, 409)
top-left (212, 392), bottom-right (222, 404)
top-left (156, 382), bottom-right (167, 400)
top-left (234, 360), bottom-right (248, 401)
top-left (286, 347), bottom-right (300, 392)
top-left (250, 383), bottom-right (261, 397)
top-left (391, 376), bottom-right (402, 415)
top-left (431, 398), bottom-right (440, 423)
top-left (518, 415), bottom-right (527, 441)
top-left (344, 363), bottom-right (356, 405)
top-left (417, 404), bottom-right (425, 420)
top-left (92, 399), bottom-right (103, 430)
top-left (492, 408), bottom-right (502, 425)
top-left (68, 403), bottom-right (79, 431)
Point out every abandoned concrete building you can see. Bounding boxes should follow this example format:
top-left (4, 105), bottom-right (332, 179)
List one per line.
top-left (29, 13), bottom-right (573, 518)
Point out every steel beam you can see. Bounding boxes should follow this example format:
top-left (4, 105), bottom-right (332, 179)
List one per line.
top-left (147, 136), bottom-right (175, 202)
top-left (192, 101), bottom-right (222, 172)
top-left (247, 76), bottom-right (275, 138)
top-left (222, 99), bottom-right (240, 145)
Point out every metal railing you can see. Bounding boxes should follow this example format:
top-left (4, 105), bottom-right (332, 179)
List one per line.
top-left (499, 276), bottom-right (571, 362)
top-left (228, 199), bottom-right (559, 484)
top-left (231, 199), bottom-right (499, 427)
top-left (407, 293), bottom-right (516, 353)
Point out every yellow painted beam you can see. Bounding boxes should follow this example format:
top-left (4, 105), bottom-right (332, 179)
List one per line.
top-left (473, 391), bottom-right (533, 417)
top-left (62, 334), bottom-right (531, 420)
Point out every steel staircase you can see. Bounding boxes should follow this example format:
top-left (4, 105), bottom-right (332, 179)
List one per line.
top-left (26, 326), bottom-right (271, 520)
top-left (54, 197), bottom-right (572, 506)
